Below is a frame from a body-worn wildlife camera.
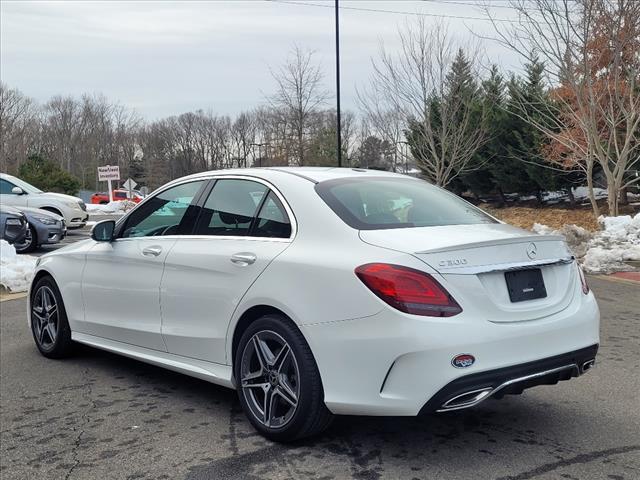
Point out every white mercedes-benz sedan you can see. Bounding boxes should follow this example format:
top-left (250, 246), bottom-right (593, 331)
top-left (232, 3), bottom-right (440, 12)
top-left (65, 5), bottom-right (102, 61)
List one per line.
top-left (29, 167), bottom-right (600, 441)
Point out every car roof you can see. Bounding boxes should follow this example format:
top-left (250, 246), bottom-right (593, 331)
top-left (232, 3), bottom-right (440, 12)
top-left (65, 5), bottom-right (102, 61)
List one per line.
top-left (180, 167), bottom-right (405, 185)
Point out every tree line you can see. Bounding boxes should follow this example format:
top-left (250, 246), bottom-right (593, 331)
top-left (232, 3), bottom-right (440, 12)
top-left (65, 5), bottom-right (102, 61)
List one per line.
top-left (1, 0), bottom-right (637, 217)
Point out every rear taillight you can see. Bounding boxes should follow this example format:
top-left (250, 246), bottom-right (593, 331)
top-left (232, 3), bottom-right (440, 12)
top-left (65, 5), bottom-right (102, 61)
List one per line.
top-left (577, 264), bottom-right (589, 294)
top-left (355, 263), bottom-right (462, 317)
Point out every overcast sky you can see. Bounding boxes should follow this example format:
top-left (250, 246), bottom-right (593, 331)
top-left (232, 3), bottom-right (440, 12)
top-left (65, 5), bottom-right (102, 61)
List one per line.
top-left (1, 0), bottom-right (522, 120)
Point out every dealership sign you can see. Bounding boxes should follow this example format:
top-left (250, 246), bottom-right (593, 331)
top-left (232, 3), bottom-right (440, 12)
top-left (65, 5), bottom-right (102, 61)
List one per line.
top-left (97, 165), bottom-right (121, 181)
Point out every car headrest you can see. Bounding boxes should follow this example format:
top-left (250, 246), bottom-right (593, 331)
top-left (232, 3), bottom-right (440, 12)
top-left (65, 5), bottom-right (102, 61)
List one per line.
top-left (217, 189), bottom-right (257, 225)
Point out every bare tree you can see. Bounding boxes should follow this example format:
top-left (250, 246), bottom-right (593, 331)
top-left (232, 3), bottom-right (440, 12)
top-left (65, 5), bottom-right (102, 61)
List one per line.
top-left (359, 20), bottom-right (486, 186)
top-left (485, 0), bottom-right (640, 217)
top-left (268, 46), bottom-right (330, 166)
top-left (0, 83), bottom-right (37, 172)
top-left (231, 112), bottom-right (256, 168)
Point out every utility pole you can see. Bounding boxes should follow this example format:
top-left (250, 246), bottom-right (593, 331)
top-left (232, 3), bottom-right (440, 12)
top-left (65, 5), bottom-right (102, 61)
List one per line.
top-left (250, 142), bottom-right (270, 167)
top-left (397, 141), bottom-right (410, 174)
top-left (335, 0), bottom-right (342, 167)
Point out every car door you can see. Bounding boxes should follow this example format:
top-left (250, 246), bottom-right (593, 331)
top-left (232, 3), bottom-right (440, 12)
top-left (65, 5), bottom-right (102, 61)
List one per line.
top-left (0, 178), bottom-right (28, 207)
top-left (80, 180), bottom-right (207, 351)
top-left (160, 177), bottom-right (294, 364)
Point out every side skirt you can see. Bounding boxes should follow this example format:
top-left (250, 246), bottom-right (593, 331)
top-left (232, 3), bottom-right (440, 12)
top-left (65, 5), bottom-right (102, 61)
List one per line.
top-left (72, 332), bottom-right (235, 389)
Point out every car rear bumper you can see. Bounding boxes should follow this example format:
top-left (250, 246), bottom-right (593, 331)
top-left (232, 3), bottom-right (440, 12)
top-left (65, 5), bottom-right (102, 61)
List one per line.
top-left (302, 288), bottom-right (600, 416)
top-left (419, 344), bottom-right (598, 414)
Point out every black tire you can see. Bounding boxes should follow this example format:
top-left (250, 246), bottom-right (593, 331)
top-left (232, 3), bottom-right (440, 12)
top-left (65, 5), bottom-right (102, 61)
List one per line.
top-left (14, 225), bottom-right (37, 253)
top-left (234, 314), bottom-right (333, 442)
top-left (99, 201), bottom-right (108, 205)
top-left (30, 276), bottom-right (74, 359)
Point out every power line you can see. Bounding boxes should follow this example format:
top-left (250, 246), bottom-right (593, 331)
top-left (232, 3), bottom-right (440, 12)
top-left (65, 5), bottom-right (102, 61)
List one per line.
top-left (264, 0), bottom-right (520, 24)
top-left (418, 0), bottom-right (518, 10)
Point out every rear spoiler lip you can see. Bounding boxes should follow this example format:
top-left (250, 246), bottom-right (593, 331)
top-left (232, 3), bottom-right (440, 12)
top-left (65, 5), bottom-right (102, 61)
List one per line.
top-left (414, 234), bottom-right (566, 255)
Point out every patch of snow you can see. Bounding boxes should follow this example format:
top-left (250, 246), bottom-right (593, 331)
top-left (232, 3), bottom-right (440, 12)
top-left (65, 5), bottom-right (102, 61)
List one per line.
top-left (0, 240), bottom-right (37, 293)
top-left (532, 223), bottom-right (593, 258)
top-left (572, 186), bottom-right (608, 201)
top-left (519, 195), bottom-right (536, 201)
top-left (86, 200), bottom-right (135, 215)
top-left (533, 213), bottom-right (640, 273)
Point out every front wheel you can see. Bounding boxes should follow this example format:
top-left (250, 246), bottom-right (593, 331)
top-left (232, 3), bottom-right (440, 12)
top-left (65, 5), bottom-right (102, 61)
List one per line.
top-left (14, 225), bottom-right (37, 253)
top-left (235, 315), bottom-right (333, 442)
top-left (30, 276), bottom-right (74, 358)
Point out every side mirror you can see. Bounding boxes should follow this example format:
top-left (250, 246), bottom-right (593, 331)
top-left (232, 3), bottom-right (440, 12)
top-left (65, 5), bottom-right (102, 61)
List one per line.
top-left (11, 186), bottom-right (24, 195)
top-left (91, 220), bottom-right (116, 242)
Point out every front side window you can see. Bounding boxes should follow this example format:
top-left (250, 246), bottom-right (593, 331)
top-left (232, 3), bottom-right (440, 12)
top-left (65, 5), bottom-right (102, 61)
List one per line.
top-left (194, 179), bottom-right (267, 236)
top-left (120, 181), bottom-right (205, 238)
top-left (316, 177), bottom-right (496, 230)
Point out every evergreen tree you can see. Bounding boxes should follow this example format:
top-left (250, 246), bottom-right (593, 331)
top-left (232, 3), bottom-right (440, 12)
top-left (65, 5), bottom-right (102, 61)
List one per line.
top-left (127, 156), bottom-right (146, 186)
top-left (407, 49), bottom-right (485, 188)
top-left (18, 154), bottom-right (81, 195)
top-left (458, 65), bottom-right (506, 198)
top-left (354, 136), bottom-right (393, 170)
top-left (489, 57), bottom-right (555, 202)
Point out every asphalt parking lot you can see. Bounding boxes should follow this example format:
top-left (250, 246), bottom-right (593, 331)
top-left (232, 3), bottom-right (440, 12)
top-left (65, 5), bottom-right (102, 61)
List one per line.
top-left (1, 275), bottom-right (638, 480)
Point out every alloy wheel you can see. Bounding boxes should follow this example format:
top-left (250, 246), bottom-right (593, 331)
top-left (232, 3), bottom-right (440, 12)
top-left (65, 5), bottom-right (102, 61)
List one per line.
top-left (15, 228), bottom-right (33, 253)
top-left (32, 286), bottom-right (59, 350)
top-left (240, 330), bottom-right (300, 429)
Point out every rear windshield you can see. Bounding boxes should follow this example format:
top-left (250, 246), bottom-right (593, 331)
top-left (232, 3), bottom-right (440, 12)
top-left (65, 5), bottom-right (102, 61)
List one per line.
top-left (315, 177), bottom-right (496, 230)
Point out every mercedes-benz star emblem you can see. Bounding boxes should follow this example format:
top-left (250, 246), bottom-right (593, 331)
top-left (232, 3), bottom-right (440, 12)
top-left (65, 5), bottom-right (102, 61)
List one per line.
top-left (526, 242), bottom-right (538, 259)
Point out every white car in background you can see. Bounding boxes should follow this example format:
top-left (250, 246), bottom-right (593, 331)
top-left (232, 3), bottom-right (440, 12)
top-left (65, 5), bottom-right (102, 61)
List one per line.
top-left (28, 167), bottom-right (600, 441)
top-left (0, 173), bottom-right (88, 229)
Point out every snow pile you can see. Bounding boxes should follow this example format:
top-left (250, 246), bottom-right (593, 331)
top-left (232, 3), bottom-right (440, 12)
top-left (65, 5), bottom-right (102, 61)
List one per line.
top-left (582, 214), bottom-right (640, 273)
top-left (533, 213), bottom-right (640, 273)
top-left (86, 200), bottom-right (135, 215)
top-left (532, 223), bottom-right (593, 258)
top-left (0, 240), bottom-right (37, 293)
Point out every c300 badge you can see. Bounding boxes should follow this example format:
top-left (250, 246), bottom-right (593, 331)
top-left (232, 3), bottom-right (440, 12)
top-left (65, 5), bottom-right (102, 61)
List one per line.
top-left (451, 354), bottom-right (475, 368)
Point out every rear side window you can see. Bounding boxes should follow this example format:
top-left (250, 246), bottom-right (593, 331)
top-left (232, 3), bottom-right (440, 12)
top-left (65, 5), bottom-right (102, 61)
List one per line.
top-left (195, 179), bottom-right (267, 236)
top-left (315, 177), bottom-right (496, 230)
top-left (194, 179), bottom-right (292, 238)
top-left (252, 192), bottom-right (292, 238)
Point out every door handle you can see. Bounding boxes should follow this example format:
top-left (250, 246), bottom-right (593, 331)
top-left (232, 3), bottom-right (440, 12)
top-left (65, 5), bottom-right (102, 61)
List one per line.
top-left (142, 245), bottom-right (163, 257)
top-left (230, 252), bottom-right (257, 266)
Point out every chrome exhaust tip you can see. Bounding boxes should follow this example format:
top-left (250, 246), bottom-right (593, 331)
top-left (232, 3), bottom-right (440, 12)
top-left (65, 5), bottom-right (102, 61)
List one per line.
top-left (437, 387), bottom-right (494, 412)
top-left (582, 359), bottom-right (595, 373)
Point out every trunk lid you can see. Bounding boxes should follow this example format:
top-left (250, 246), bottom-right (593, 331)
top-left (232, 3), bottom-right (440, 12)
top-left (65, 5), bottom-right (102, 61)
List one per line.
top-left (360, 224), bottom-right (577, 323)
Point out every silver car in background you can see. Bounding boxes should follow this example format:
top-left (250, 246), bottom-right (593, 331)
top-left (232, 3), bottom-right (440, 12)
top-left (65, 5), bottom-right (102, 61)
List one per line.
top-left (13, 207), bottom-right (66, 253)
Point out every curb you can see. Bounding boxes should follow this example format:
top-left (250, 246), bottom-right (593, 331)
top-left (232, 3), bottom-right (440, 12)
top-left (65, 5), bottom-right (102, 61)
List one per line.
top-left (595, 273), bottom-right (640, 286)
top-left (0, 291), bottom-right (28, 302)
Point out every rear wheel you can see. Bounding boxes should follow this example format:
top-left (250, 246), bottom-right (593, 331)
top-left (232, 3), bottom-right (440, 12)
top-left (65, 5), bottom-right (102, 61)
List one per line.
top-left (14, 225), bottom-right (37, 253)
top-left (235, 315), bottom-right (333, 442)
top-left (30, 276), bottom-right (74, 358)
